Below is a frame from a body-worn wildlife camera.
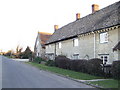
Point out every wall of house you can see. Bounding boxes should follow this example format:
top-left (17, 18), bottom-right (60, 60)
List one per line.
top-left (113, 50), bottom-right (120, 61)
top-left (35, 34), bottom-right (42, 57)
top-left (55, 33), bottom-right (94, 60)
top-left (45, 27), bottom-right (119, 64)
top-left (46, 44), bottom-right (55, 54)
top-left (56, 39), bottom-right (79, 59)
top-left (95, 28), bottom-right (119, 64)
top-left (52, 33), bottom-right (94, 60)
top-left (78, 34), bottom-right (94, 60)
top-left (45, 44), bottom-right (55, 60)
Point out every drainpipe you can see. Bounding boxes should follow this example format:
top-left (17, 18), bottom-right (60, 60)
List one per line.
top-left (92, 32), bottom-right (96, 58)
top-left (54, 43), bottom-right (56, 60)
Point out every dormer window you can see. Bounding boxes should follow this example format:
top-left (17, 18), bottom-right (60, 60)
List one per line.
top-left (58, 42), bottom-right (62, 49)
top-left (100, 32), bottom-right (108, 43)
top-left (73, 38), bottom-right (79, 46)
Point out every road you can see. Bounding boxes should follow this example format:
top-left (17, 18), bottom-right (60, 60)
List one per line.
top-left (1, 56), bottom-right (94, 88)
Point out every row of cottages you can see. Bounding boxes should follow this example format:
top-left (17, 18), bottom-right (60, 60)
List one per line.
top-left (45, 1), bottom-right (120, 64)
top-left (34, 32), bottom-right (52, 59)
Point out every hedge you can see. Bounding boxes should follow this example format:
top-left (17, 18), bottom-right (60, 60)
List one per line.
top-left (87, 58), bottom-right (103, 76)
top-left (69, 59), bottom-right (87, 73)
top-left (33, 57), bottom-right (45, 64)
top-left (51, 55), bottom-right (120, 79)
top-left (45, 60), bottom-right (55, 66)
top-left (55, 55), bottom-right (70, 69)
top-left (111, 60), bottom-right (120, 79)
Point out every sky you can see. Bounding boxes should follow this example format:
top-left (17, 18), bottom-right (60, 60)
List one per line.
top-left (0, 0), bottom-right (119, 52)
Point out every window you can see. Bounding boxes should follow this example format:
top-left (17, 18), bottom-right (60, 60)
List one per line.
top-left (73, 38), bottom-right (79, 46)
top-left (100, 55), bottom-right (109, 64)
top-left (73, 54), bottom-right (79, 59)
top-left (46, 46), bottom-right (48, 49)
top-left (49, 45), bottom-right (51, 48)
top-left (58, 42), bottom-right (62, 49)
top-left (46, 53), bottom-right (54, 60)
top-left (100, 32), bottom-right (108, 43)
top-left (37, 53), bottom-right (39, 57)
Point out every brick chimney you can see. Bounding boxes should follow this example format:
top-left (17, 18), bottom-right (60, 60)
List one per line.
top-left (54, 25), bottom-right (59, 31)
top-left (92, 4), bottom-right (99, 13)
top-left (76, 13), bottom-right (80, 20)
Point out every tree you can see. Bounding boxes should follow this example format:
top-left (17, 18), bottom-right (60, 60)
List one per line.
top-left (16, 45), bottom-right (23, 58)
top-left (4, 49), bottom-right (15, 57)
top-left (22, 46), bottom-right (32, 59)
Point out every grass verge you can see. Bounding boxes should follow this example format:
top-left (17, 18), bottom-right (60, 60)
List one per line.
top-left (87, 79), bottom-right (120, 88)
top-left (26, 62), bottom-right (103, 80)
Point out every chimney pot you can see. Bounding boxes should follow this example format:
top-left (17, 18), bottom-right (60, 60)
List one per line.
top-left (92, 4), bottom-right (99, 13)
top-left (76, 13), bottom-right (80, 20)
top-left (54, 25), bottom-right (59, 31)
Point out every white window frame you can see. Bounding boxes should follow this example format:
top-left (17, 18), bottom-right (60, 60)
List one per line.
top-left (46, 46), bottom-right (48, 49)
top-left (99, 54), bottom-right (109, 64)
top-left (49, 45), bottom-right (51, 48)
top-left (73, 38), bottom-right (79, 47)
top-left (58, 42), bottom-right (62, 49)
top-left (100, 32), bottom-right (108, 43)
top-left (73, 54), bottom-right (79, 59)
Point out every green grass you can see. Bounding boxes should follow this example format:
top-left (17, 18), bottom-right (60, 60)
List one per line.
top-left (88, 80), bottom-right (120, 88)
top-left (27, 62), bottom-right (103, 80)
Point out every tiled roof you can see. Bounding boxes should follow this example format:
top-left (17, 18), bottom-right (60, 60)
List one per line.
top-left (113, 41), bottom-right (120, 51)
top-left (46, 1), bottom-right (120, 44)
top-left (39, 32), bottom-right (52, 47)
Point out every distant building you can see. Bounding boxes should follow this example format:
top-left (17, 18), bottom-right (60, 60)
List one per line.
top-left (45, 1), bottom-right (120, 64)
top-left (34, 32), bottom-right (52, 59)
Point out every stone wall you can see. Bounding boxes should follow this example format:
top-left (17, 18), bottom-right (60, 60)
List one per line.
top-left (45, 27), bottom-right (120, 63)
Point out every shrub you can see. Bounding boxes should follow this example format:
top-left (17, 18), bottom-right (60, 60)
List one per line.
top-left (45, 60), bottom-right (55, 66)
top-left (69, 59), bottom-right (87, 73)
top-left (55, 55), bottom-right (70, 69)
top-left (111, 60), bottom-right (120, 80)
top-left (34, 57), bottom-right (44, 64)
top-left (87, 58), bottom-right (103, 76)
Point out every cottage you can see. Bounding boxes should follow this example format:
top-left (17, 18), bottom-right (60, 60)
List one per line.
top-left (45, 1), bottom-right (120, 64)
top-left (34, 32), bottom-right (52, 59)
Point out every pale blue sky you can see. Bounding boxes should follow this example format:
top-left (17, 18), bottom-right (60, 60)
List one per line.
top-left (0, 0), bottom-right (119, 52)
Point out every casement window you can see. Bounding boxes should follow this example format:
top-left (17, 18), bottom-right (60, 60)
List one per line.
top-left (58, 42), bottom-right (62, 49)
top-left (73, 54), bottom-right (79, 59)
top-left (73, 38), bottom-right (79, 46)
top-left (100, 32), bottom-right (108, 43)
top-left (99, 54), bottom-right (109, 64)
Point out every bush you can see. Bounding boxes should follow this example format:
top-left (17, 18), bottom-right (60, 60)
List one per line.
top-left (55, 56), bottom-right (105, 77)
top-left (69, 59), bottom-right (87, 73)
top-left (87, 58), bottom-right (103, 76)
top-left (55, 55), bottom-right (70, 69)
top-left (111, 60), bottom-right (120, 80)
top-left (45, 60), bottom-right (55, 66)
top-left (34, 57), bottom-right (44, 64)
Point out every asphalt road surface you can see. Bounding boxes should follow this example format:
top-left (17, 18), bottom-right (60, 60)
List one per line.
top-left (1, 55), bottom-right (95, 88)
